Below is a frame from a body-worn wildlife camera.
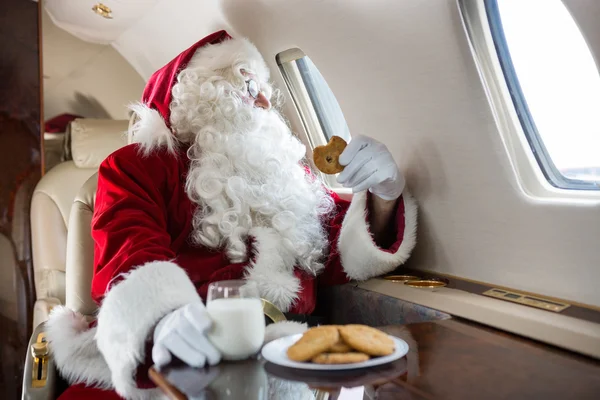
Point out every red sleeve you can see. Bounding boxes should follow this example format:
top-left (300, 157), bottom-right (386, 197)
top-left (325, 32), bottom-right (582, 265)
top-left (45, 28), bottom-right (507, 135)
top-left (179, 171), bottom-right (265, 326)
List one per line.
top-left (90, 145), bottom-right (205, 397)
top-left (91, 145), bottom-right (177, 304)
top-left (318, 190), bottom-right (414, 286)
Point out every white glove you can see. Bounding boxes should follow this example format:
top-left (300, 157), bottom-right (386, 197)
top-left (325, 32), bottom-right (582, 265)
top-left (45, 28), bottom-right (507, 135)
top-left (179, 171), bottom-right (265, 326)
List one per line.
top-left (152, 302), bottom-right (221, 369)
top-left (337, 135), bottom-right (405, 201)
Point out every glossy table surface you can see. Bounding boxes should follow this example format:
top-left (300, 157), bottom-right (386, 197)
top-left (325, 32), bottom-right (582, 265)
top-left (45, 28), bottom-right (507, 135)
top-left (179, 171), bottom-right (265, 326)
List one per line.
top-left (150, 319), bottom-right (600, 400)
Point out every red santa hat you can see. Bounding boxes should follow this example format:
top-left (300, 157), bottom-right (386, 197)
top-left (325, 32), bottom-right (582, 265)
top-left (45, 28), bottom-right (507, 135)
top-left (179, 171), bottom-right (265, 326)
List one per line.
top-left (129, 30), bottom-right (270, 153)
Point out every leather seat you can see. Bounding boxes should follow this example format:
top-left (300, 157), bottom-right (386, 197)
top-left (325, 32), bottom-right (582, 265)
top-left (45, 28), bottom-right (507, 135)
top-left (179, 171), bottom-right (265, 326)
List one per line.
top-left (30, 118), bottom-right (128, 328)
top-left (65, 172), bottom-right (99, 316)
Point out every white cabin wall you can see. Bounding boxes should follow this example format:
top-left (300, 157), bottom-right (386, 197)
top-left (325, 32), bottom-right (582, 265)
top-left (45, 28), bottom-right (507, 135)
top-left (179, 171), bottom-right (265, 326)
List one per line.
top-left (563, 0), bottom-right (600, 74)
top-left (112, 0), bottom-right (231, 81)
top-left (42, 8), bottom-right (144, 121)
top-left (216, 0), bottom-right (600, 307)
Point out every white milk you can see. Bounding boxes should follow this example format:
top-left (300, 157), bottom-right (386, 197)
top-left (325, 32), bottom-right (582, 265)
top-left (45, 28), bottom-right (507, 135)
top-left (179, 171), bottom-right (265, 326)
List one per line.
top-left (206, 297), bottom-right (265, 360)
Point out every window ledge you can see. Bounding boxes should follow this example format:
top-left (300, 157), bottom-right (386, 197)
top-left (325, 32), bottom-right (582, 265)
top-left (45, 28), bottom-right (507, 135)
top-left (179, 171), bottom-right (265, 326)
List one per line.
top-left (358, 278), bottom-right (600, 359)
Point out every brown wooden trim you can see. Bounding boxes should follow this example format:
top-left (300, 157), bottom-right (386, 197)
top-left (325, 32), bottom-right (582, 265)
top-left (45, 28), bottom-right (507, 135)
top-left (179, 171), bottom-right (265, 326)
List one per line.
top-left (389, 377), bottom-right (434, 400)
top-left (37, 0), bottom-right (45, 177)
top-left (148, 367), bottom-right (187, 400)
top-left (437, 317), bottom-right (600, 365)
top-left (397, 268), bottom-right (600, 324)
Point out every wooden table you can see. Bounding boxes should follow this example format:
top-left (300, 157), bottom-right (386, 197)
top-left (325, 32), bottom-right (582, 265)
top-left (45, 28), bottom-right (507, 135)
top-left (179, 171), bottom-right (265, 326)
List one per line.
top-left (149, 319), bottom-right (600, 399)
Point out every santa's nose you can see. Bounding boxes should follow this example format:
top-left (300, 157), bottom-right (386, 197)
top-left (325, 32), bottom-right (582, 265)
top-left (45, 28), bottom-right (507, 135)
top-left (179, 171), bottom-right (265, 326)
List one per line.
top-left (254, 92), bottom-right (271, 110)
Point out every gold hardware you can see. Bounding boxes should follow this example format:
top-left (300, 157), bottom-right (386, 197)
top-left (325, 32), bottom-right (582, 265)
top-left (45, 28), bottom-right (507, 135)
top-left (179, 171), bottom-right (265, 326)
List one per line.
top-left (404, 280), bottom-right (448, 289)
top-left (31, 333), bottom-right (49, 388)
top-left (483, 288), bottom-right (570, 312)
top-left (384, 275), bottom-right (421, 282)
top-left (31, 342), bottom-right (48, 358)
top-left (92, 3), bottom-right (113, 19)
top-left (262, 298), bottom-right (287, 323)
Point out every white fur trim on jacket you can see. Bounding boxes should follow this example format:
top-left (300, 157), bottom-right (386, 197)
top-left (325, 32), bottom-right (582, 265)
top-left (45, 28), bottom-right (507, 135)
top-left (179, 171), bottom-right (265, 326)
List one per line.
top-left (244, 227), bottom-right (300, 313)
top-left (95, 261), bottom-right (200, 399)
top-left (128, 103), bottom-right (177, 156)
top-left (264, 321), bottom-right (307, 344)
top-left (46, 307), bottom-right (112, 390)
top-left (338, 191), bottom-right (418, 281)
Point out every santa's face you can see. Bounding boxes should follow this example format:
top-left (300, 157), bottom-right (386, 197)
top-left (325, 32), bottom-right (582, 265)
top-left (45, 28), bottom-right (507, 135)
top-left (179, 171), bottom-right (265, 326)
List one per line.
top-left (239, 69), bottom-right (272, 111)
top-left (171, 64), bottom-right (334, 273)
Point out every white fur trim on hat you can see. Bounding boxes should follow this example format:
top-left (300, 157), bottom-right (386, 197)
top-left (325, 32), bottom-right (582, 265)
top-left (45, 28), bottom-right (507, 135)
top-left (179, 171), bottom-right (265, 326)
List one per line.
top-left (188, 37), bottom-right (270, 81)
top-left (338, 191), bottom-right (418, 280)
top-left (128, 102), bottom-right (177, 156)
top-left (128, 38), bottom-right (270, 156)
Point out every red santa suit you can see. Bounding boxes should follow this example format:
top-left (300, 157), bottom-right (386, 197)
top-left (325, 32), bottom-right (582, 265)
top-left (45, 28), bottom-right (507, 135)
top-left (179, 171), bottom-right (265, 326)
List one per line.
top-left (46, 30), bottom-right (417, 400)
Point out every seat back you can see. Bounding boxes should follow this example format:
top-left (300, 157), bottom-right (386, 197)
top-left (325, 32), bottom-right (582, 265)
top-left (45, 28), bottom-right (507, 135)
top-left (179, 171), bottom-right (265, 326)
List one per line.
top-left (30, 163), bottom-right (96, 305)
top-left (65, 173), bottom-right (98, 315)
top-left (30, 119), bottom-right (128, 313)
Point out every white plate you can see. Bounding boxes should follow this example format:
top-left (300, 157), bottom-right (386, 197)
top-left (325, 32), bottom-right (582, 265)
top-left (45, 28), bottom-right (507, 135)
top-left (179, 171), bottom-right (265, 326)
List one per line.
top-left (261, 333), bottom-right (409, 370)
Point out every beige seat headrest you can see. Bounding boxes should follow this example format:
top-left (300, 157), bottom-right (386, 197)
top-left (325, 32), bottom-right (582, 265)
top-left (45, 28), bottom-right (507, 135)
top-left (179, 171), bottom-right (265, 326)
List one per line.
top-left (70, 119), bottom-right (129, 169)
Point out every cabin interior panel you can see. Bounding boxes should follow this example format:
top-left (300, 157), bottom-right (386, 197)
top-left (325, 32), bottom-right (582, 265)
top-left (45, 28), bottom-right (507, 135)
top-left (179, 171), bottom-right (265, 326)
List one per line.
top-left (0, 0), bottom-right (42, 397)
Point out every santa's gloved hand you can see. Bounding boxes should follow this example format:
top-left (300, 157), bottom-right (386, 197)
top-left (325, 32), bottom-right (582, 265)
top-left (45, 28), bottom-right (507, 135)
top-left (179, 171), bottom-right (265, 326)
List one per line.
top-left (337, 135), bottom-right (405, 201)
top-left (152, 302), bottom-right (221, 369)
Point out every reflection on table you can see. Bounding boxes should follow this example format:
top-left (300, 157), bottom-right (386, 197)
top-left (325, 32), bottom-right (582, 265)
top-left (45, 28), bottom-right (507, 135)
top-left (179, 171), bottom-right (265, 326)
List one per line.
top-left (150, 320), bottom-right (600, 400)
top-left (150, 326), bottom-right (417, 400)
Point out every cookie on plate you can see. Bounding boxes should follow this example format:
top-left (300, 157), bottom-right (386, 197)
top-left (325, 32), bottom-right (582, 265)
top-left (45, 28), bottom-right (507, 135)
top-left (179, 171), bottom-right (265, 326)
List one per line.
top-left (339, 325), bottom-right (395, 357)
top-left (312, 352), bottom-right (370, 364)
top-left (287, 326), bottom-right (340, 362)
top-left (327, 340), bottom-right (353, 353)
top-left (313, 136), bottom-right (347, 174)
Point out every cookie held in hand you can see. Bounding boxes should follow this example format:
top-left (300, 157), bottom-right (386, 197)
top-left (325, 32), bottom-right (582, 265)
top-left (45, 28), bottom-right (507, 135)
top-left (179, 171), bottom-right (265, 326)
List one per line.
top-left (313, 136), bottom-right (348, 174)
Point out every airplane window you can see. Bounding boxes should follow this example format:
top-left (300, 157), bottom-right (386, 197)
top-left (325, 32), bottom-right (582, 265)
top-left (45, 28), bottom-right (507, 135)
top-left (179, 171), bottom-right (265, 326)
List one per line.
top-left (277, 48), bottom-right (351, 188)
top-left (277, 49), bottom-right (350, 143)
top-left (486, 0), bottom-right (600, 190)
top-left (295, 56), bottom-right (351, 142)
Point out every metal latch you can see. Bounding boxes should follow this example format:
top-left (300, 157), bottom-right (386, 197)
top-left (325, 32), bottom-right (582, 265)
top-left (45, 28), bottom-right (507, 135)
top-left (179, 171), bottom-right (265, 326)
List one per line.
top-left (31, 333), bottom-right (49, 388)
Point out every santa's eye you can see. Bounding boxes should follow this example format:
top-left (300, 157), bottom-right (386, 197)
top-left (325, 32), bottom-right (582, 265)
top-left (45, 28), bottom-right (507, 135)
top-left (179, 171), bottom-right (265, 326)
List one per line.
top-left (246, 79), bottom-right (259, 99)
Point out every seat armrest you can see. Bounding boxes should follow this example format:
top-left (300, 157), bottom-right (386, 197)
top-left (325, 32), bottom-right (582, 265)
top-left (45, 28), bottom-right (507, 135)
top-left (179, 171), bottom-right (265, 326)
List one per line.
top-left (33, 298), bottom-right (62, 329)
top-left (22, 322), bottom-right (57, 400)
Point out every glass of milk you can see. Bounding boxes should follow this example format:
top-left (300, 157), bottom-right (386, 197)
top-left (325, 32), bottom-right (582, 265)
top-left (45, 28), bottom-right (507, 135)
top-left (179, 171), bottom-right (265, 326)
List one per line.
top-left (206, 280), bottom-right (265, 361)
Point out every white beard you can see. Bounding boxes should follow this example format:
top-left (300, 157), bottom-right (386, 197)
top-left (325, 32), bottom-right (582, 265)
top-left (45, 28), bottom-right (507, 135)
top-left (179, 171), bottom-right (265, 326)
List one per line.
top-left (173, 71), bottom-right (334, 276)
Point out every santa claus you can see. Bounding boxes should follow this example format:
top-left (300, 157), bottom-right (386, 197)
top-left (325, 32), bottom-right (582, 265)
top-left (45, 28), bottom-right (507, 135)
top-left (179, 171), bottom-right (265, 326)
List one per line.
top-left (45, 30), bottom-right (417, 399)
